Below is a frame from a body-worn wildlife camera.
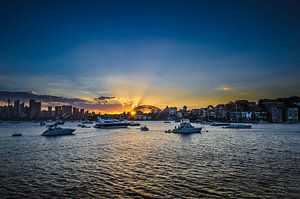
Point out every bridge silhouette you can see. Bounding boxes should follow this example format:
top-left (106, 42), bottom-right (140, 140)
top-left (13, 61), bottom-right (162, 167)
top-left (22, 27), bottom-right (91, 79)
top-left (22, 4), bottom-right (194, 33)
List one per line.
top-left (131, 105), bottom-right (161, 113)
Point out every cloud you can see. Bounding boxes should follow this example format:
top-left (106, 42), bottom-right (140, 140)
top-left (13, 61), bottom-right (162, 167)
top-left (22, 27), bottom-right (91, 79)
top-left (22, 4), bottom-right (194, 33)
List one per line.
top-left (94, 96), bottom-right (116, 104)
top-left (95, 96), bottom-right (116, 101)
top-left (217, 86), bottom-right (232, 91)
top-left (0, 91), bottom-right (133, 113)
top-left (0, 91), bottom-right (86, 104)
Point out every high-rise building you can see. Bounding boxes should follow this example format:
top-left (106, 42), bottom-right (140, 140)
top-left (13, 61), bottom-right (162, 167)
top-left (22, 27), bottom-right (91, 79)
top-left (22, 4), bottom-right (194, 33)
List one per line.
top-left (270, 107), bottom-right (283, 123)
top-left (80, 109), bottom-right (84, 115)
top-left (55, 106), bottom-right (62, 118)
top-left (62, 105), bottom-right (72, 118)
top-left (72, 107), bottom-right (79, 119)
top-left (29, 99), bottom-right (41, 119)
top-left (286, 107), bottom-right (298, 123)
top-left (47, 107), bottom-right (52, 118)
top-left (19, 102), bottom-right (24, 117)
top-left (13, 100), bottom-right (20, 117)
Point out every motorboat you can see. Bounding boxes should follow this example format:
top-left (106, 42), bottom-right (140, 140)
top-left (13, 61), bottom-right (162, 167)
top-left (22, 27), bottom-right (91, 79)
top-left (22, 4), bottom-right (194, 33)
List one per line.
top-left (223, 123), bottom-right (252, 129)
top-left (172, 119), bottom-right (202, 134)
top-left (81, 120), bottom-right (93, 124)
top-left (129, 121), bottom-right (141, 126)
top-left (40, 121), bottom-right (46, 126)
top-left (41, 125), bottom-right (75, 136)
top-left (81, 124), bottom-right (90, 128)
top-left (140, 125), bottom-right (149, 131)
top-left (210, 122), bottom-right (230, 126)
top-left (54, 120), bottom-right (64, 125)
top-left (94, 119), bottom-right (130, 129)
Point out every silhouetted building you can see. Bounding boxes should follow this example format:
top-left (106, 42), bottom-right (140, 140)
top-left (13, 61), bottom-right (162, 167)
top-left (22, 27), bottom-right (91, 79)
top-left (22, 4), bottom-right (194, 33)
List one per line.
top-left (55, 106), bottom-right (62, 118)
top-left (47, 106), bottom-right (53, 118)
top-left (270, 107), bottom-right (283, 123)
top-left (286, 107), bottom-right (298, 123)
top-left (19, 102), bottom-right (25, 117)
top-left (215, 104), bottom-right (227, 120)
top-left (72, 107), bottom-right (79, 119)
top-left (29, 99), bottom-right (41, 119)
top-left (62, 105), bottom-right (72, 118)
top-left (80, 109), bottom-right (84, 116)
top-left (13, 100), bottom-right (20, 117)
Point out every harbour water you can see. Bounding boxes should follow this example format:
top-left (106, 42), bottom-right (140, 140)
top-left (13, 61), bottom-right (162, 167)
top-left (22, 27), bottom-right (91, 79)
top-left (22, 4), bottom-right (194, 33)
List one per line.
top-left (0, 122), bottom-right (299, 198)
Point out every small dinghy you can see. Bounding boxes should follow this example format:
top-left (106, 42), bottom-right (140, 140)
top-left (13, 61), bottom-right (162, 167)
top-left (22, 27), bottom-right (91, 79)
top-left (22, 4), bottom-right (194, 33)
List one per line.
top-left (12, 133), bottom-right (22, 137)
top-left (140, 125), bottom-right (149, 131)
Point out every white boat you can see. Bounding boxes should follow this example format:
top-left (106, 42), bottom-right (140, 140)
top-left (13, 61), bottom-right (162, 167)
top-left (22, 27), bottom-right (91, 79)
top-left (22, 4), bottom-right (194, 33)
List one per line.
top-left (54, 119), bottom-right (64, 125)
top-left (210, 122), bottom-right (230, 126)
top-left (129, 121), bottom-right (141, 126)
top-left (172, 119), bottom-right (202, 134)
top-left (81, 120), bottom-right (93, 124)
top-left (80, 124), bottom-right (90, 128)
top-left (223, 123), bottom-right (252, 129)
top-left (94, 119), bottom-right (130, 129)
top-left (41, 125), bottom-right (75, 136)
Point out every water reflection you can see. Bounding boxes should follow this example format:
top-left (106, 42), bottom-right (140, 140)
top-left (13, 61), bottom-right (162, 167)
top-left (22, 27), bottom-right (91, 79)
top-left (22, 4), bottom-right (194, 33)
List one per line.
top-left (0, 122), bottom-right (299, 198)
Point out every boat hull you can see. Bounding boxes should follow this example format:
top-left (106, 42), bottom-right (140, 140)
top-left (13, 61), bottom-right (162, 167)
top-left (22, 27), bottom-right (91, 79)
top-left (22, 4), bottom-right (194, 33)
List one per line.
top-left (41, 128), bottom-right (75, 136)
top-left (94, 124), bottom-right (128, 129)
top-left (223, 124), bottom-right (252, 129)
top-left (210, 122), bottom-right (230, 126)
top-left (140, 127), bottom-right (149, 131)
top-left (12, 133), bottom-right (22, 137)
top-left (174, 127), bottom-right (202, 134)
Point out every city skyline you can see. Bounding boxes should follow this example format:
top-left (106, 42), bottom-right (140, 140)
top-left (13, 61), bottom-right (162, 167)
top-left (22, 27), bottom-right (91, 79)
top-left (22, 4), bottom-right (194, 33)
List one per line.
top-left (1, 0), bottom-right (300, 113)
top-left (1, 91), bottom-right (300, 114)
top-left (0, 90), bottom-right (299, 117)
top-left (1, 94), bottom-right (299, 124)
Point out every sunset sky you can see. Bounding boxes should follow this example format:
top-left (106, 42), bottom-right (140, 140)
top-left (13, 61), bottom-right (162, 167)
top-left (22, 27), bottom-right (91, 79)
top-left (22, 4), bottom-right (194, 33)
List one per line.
top-left (0, 0), bottom-right (300, 113)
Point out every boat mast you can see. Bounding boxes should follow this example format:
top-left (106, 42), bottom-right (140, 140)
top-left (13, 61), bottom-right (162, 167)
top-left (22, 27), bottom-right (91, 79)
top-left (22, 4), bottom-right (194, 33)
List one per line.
top-left (236, 103), bottom-right (239, 124)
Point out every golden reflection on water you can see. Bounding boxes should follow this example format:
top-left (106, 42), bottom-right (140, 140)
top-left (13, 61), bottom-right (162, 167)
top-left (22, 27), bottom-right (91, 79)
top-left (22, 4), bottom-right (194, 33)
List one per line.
top-left (1, 122), bottom-right (299, 198)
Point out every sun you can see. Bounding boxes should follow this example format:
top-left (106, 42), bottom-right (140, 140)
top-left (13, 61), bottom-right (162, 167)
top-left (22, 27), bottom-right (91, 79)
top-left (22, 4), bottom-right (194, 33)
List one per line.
top-left (130, 111), bottom-right (136, 116)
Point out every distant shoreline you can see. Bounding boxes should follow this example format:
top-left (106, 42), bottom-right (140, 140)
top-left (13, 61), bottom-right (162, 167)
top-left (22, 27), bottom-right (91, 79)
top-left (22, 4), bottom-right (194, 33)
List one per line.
top-left (0, 119), bottom-right (299, 125)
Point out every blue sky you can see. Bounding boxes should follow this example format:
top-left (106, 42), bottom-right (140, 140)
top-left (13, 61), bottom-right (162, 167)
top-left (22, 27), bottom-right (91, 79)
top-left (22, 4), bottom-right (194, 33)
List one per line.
top-left (0, 0), bottom-right (299, 112)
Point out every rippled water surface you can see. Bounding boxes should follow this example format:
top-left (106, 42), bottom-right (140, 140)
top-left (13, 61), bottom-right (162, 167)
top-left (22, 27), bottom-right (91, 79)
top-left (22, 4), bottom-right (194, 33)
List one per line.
top-left (0, 122), bottom-right (300, 198)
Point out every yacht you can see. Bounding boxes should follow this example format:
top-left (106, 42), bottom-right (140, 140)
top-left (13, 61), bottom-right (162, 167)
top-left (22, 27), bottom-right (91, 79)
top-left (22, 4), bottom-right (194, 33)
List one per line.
top-left (41, 125), bottom-right (75, 136)
top-left (94, 119), bottom-right (130, 129)
top-left (223, 123), bottom-right (252, 129)
top-left (81, 120), bottom-right (93, 124)
top-left (80, 124), bottom-right (90, 128)
top-left (210, 122), bottom-right (230, 126)
top-left (129, 121), bottom-right (141, 126)
top-left (172, 119), bottom-right (202, 134)
top-left (54, 119), bottom-right (64, 125)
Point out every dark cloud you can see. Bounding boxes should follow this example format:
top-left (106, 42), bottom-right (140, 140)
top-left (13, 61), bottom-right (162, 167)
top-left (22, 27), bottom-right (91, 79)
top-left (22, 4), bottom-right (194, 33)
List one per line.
top-left (0, 91), bottom-right (132, 113)
top-left (0, 91), bottom-right (86, 104)
top-left (94, 96), bottom-right (116, 104)
top-left (95, 96), bottom-right (116, 101)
